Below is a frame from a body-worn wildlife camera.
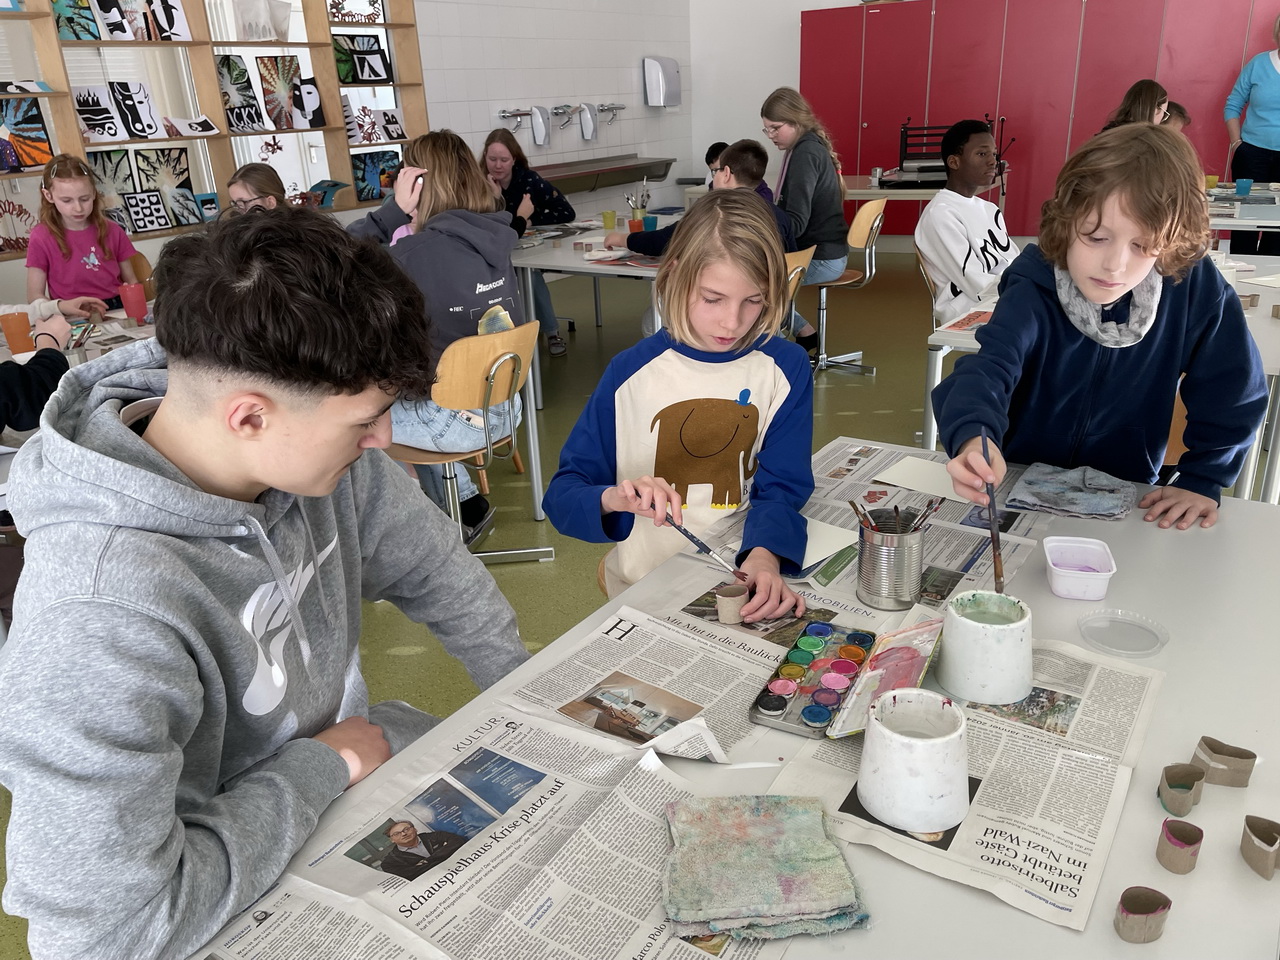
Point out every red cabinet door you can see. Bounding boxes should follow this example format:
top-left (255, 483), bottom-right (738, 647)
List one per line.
top-left (997, 0), bottom-right (1084, 236)
top-left (1070, 0), bottom-right (1165, 153)
top-left (801, 5), bottom-right (863, 179)
top-left (861, 0), bottom-right (934, 234)
top-left (1158, 0), bottom-right (1253, 179)
top-left (929, 0), bottom-right (1006, 126)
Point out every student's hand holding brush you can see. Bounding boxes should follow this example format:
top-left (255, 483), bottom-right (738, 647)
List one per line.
top-left (946, 433), bottom-right (1007, 506)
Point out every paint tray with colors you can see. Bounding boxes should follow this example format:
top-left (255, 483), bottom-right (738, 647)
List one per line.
top-left (748, 623), bottom-right (879, 739)
top-left (826, 618), bottom-right (944, 739)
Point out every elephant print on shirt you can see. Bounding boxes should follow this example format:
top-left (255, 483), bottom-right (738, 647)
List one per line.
top-left (650, 389), bottom-right (760, 507)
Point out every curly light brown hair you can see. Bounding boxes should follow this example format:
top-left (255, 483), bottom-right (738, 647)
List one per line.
top-left (1039, 124), bottom-right (1208, 280)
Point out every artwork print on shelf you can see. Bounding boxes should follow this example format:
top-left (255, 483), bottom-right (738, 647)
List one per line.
top-left (162, 115), bottom-right (219, 138)
top-left (256, 56), bottom-right (301, 130)
top-left (0, 196), bottom-right (38, 254)
top-left (118, 0), bottom-right (162, 40)
top-left (194, 192), bottom-right (220, 221)
top-left (0, 99), bottom-right (53, 172)
top-left (54, 0), bottom-right (102, 40)
top-left (378, 108), bottom-right (405, 141)
top-left (109, 82), bottom-right (162, 139)
top-left (86, 148), bottom-right (136, 230)
top-left (350, 149), bottom-right (399, 202)
top-left (91, 0), bottom-right (135, 39)
top-left (134, 147), bottom-right (203, 226)
top-left (333, 34), bottom-right (392, 85)
top-left (233, 0), bottom-right (290, 42)
top-left (217, 55), bottom-right (268, 133)
top-left (328, 0), bottom-right (384, 24)
top-left (145, 0), bottom-right (191, 40)
top-left (122, 190), bottom-right (171, 232)
top-left (74, 86), bottom-right (125, 143)
top-left (0, 81), bottom-right (54, 94)
top-left (289, 77), bottom-right (325, 129)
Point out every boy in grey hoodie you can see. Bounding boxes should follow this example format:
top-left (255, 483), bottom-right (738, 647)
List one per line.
top-left (0, 208), bottom-right (528, 960)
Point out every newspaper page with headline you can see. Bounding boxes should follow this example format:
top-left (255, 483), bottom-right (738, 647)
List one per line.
top-left (191, 709), bottom-right (785, 960)
top-left (501, 606), bottom-right (789, 762)
top-left (768, 639), bottom-right (1163, 930)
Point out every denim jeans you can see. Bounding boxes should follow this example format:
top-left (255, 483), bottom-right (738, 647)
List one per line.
top-left (390, 395), bottom-right (523, 509)
top-left (531, 270), bottom-right (559, 336)
top-left (791, 255), bottom-right (848, 333)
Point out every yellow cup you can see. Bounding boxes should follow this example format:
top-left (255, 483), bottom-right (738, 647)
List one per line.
top-left (602, 210), bottom-right (616, 230)
top-left (1205, 175), bottom-right (1219, 190)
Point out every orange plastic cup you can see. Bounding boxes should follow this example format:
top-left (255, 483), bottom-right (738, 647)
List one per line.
top-left (628, 219), bottom-right (644, 233)
top-left (0, 312), bottom-right (34, 353)
top-left (118, 282), bottom-right (148, 321)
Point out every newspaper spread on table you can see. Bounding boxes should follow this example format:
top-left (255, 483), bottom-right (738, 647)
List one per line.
top-left (191, 708), bottom-right (786, 960)
top-left (768, 638), bottom-right (1163, 929)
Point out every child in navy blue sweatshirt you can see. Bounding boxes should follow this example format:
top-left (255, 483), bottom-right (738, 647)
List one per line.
top-left (933, 123), bottom-right (1267, 530)
top-left (545, 190), bottom-right (813, 620)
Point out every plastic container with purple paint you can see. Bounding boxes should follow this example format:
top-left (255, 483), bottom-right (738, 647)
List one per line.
top-left (1043, 536), bottom-right (1116, 600)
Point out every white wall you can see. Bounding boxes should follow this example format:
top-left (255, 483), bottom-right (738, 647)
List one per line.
top-left (414, 0), bottom-right (692, 214)
top-left (690, 0), bottom-right (858, 185)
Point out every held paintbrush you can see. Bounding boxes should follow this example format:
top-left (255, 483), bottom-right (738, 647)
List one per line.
top-left (664, 511), bottom-right (749, 582)
top-left (979, 427), bottom-right (1005, 593)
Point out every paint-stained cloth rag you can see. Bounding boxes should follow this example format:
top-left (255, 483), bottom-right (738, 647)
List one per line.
top-left (662, 795), bottom-right (869, 940)
top-left (1006, 462), bottom-right (1137, 520)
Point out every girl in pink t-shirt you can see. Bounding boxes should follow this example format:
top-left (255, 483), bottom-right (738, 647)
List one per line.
top-left (26, 154), bottom-right (138, 309)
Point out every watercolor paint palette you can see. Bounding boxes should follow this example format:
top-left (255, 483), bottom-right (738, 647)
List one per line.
top-left (826, 618), bottom-right (944, 739)
top-left (748, 623), bottom-right (880, 739)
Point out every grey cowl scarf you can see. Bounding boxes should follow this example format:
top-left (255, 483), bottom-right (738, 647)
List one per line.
top-left (1054, 265), bottom-right (1162, 348)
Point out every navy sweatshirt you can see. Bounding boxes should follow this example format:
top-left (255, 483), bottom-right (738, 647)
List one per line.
top-left (932, 244), bottom-right (1267, 501)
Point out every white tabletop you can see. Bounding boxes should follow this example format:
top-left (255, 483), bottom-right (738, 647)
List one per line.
top-left (1210, 202), bottom-right (1280, 231)
top-left (510, 221), bottom-right (675, 279)
top-left (305, 478), bottom-right (1280, 959)
top-left (1231, 255), bottom-right (1280, 376)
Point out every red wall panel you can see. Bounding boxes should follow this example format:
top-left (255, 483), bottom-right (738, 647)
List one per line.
top-left (1243, 2), bottom-right (1278, 65)
top-left (1158, 0), bottom-right (1252, 179)
top-left (861, 0), bottom-right (934, 234)
top-left (997, 0), bottom-right (1083, 236)
top-left (1070, 0), bottom-right (1165, 152)
top-left (800, 6), bottom-right (863, 182)
top-left (928, 0), bottom-right (1006, 125)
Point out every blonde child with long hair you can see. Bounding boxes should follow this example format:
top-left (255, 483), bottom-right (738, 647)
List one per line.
top-left (545, 189), bottom-right (814, 617)
top-left (934, 124), bottom-right (1267, 531)
top-left (760, 86), bottom-right (847, 351)
top-left (26, 154), bottom-right (137, 310)
top-left (346, 131), bottom-right (521, 537)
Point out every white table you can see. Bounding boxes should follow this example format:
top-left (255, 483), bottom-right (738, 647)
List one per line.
top-left (298, 474), bottom-right (1280, 959)
top-left (1210, 201), bottom-right (1280, 232)
top-left (921, 321), bottom-right (981, 451)
top-left (844, 174), bottom-right (1008, 208)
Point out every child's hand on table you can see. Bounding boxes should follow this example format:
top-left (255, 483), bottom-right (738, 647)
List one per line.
top-left (738, 547), bottom-right (805, 623)
top-left (602, 476), bottom-right (684, 526)
top-left (32, 314), bottom-right (71, 350)
top-left (947, 435), bottom-right (1006, 505)
top-left (603, 231), bottom-right (629, 250)
top-left (1140, 486), bottom-right (1218, 529)
top-left (56, 296), bottom-right (109, 318)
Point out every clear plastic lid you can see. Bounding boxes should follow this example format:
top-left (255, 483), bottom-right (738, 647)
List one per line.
top-left (1077, 609), bottom-right (1169, 658)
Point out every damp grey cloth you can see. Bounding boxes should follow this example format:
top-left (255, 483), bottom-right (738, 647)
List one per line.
top-left (1007, 462), bottom-right (1138, 519)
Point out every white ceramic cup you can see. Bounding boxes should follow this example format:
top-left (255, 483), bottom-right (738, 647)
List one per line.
top-left (856, 687), bottom-right (970, 833)
top-left (937, 590), bottom-right (1032, 705)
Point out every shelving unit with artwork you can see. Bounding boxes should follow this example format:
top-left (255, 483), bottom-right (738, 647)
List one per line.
top-left (0, 0), bottom-right (429, 260)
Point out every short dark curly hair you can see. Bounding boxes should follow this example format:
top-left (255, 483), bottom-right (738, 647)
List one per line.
top-left (153, 206), bottom-right (434, 399)
top-left (1038, 124), bottom-right (1208, 281)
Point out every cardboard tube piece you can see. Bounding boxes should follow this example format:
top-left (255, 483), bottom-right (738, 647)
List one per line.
top-left (1240, 816), bottom-right (1280, 881)
top-left (1158, 763), bottom-right (1205, 817)
top-left (1114, 886), bottom-right (1172, 944)
top-left (1189, 736), bottom-right (1257, 787)
top-left (1156, 818), bottom-right (1203, 875)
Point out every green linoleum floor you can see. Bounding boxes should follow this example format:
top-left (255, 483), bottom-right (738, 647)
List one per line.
top-left (0, 254), bottom-right (943, 957)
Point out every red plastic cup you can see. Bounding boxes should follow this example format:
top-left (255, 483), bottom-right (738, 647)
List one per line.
top-left (628, 219), bottom-right (644, 233)
top-left (118, 282), bottom-right (147, 321)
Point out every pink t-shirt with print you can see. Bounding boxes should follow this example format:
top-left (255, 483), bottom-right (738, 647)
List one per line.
top-left (26, 221), bottom-right (137, 301)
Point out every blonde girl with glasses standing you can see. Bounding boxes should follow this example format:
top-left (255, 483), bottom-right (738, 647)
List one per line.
top-left (26, 154), bottom-right (137, 311)
top-left (760, 86), bottom-right (848, 354)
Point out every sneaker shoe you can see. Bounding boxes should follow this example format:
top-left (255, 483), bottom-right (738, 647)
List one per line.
top-left (547, 334), bottom-right (568, 358)
top-left (462, 506), bottom-right (496, 548)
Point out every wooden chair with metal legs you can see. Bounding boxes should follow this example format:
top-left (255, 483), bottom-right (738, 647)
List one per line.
top-left (914, 242), bottom-right (941, 328)
top-left (784, 246), bottom-right (815, 325)
top-left (813, 198), bottom-right (887, 375)
top-left (385, 322), bottom-right (554, 565)
top-left (128, 252), bottom-right (156, 300)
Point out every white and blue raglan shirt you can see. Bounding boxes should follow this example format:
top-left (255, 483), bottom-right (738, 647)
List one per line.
top-left (544, 329), bottom-right (814, 589)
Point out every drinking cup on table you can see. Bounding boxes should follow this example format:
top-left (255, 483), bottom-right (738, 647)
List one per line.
top-left (118, 283), bottom-right (148, 321)
top-left (856, 688), bottom-right (970, 833)
top-left (0, 311), bottom-right (34, 353)
top-left (937, 590), bottom-right (1032, 705)
top-left (1204, 175), bottom-right (1219, 191)
top-left (602, 210), bottom-right (617, 230)
top-left (1236, 178), bottom-right (1254, 196)
top-left (628, 219), bottom-right (644, 233)
top-left (642, 215), bottom-right (658, 231)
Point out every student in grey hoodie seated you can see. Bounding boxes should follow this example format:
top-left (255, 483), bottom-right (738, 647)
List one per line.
top-left (348, 130), bottom-right (527, 542)
top-left (0, 207), bottom-right (529, 960)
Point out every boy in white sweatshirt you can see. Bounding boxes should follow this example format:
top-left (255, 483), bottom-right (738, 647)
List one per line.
top-left (915, 120), bottom-right (1018, 324)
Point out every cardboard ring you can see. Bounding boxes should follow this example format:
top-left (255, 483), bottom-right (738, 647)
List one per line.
top-left (1156, 818), bottom-right (1203, 874)
top-left (1158, 763), bottom-right (1205, 817)
top-left (1114, 886), bottom-right (1172, 943)
top-left (1240, 816), bottom-right (1280, 880)
top-left (1189, 736), bottom-right (1256, 787)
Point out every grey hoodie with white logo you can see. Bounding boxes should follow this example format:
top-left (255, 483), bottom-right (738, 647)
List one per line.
top-left (0, 340), bottom-right (527, 960)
